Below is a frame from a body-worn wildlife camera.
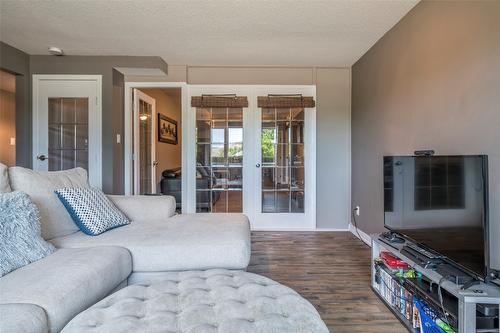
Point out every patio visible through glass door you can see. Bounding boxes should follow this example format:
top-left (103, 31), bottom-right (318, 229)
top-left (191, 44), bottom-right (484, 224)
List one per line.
top-left (196, 106), bottom-right (244, 212)
top-left (253, 88), bottom-right (316, 230)
top-left (188, 86), bottom-right (315, 229)
top-left (261, 107), bottom-right (305, 213)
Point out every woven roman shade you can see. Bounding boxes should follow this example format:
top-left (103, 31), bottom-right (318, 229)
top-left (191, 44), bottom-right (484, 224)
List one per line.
top-left (257, 96), bottom-right (315, 108)
top-left (191, 95), bottom-right (248, 108)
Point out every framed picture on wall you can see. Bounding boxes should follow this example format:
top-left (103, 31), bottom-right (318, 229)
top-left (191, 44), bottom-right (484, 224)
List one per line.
top-left (158, 114), bottom-right (178, 144)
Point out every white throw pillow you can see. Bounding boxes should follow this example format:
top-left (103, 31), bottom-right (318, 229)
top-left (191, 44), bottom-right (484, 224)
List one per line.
top-left (8, 167), bottom-right (89, 240)
top-left (55, 187), bottom-right (130, 236)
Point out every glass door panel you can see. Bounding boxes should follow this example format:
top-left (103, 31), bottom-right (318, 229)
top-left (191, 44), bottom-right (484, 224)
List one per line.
top-left (188, 85), bottom-right (315, 229)
top-left (48, 97), bottom-right (89, 171)
top-left (139, 99), bottom-right (153, 194)
top-left (195, 106), bottom-right (243, 213)
top-left (132, 89), bottom-right (156, 195)
top-left (260, 107), bottom-right (305, 213)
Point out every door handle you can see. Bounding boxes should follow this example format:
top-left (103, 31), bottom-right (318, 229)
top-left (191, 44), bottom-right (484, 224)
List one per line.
top-left (256, 163), bottom-right (261, 168)
top-left (153, 161), bottom-right (159, 166)
top-left (37, 154), bottom-right (47, 161)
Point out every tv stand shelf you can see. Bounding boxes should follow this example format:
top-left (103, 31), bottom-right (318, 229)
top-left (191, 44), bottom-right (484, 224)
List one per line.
top-left (371, 234), bottom-right (500, 333)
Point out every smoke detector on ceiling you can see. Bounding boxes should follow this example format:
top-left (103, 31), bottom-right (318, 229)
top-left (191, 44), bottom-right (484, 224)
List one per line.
top-left (48, 47), bottom-right (64, 56)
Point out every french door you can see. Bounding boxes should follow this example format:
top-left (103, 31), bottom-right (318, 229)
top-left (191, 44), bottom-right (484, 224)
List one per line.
top-left (132, 89), bottom-right (157, 194)
top-left (188, 85), bottom-right (316, 229)
top-left (32, 75), bottom-right (102, 187)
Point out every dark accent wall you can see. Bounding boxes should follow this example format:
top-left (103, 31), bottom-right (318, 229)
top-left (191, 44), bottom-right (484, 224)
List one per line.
top-left (0, 42), bottom-right (31, 167)
top-left (29, 55), bottom-right (167, 193)
top-left (351, 1), bottom-right (500, 269)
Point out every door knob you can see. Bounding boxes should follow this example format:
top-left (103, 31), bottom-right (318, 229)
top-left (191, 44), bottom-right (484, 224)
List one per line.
top-left (37, 154), bottom-right (47, 161)
top-left (153, 161), bottom-right (159, 166)
top-left (256, 163), bottom-right (261, 168)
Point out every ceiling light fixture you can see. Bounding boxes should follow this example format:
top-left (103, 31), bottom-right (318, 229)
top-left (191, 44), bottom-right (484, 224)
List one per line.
top-left (48, 46), bottom-right (64, 56)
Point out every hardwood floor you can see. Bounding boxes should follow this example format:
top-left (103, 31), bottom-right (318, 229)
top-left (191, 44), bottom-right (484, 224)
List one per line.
top-left (247, 231), bottom-right (406, 333)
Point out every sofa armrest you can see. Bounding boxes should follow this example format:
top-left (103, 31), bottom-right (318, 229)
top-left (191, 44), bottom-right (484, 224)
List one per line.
top-left (107, 195), bottom-right (176, 222)
top-left (0, 303), bottom-right (48, 333)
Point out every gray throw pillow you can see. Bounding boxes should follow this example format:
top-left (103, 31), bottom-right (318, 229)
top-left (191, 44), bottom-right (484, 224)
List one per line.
top-left (0, 191), bottom-right (56, 277)
top-left (0, 162), bottom-right (11, 193)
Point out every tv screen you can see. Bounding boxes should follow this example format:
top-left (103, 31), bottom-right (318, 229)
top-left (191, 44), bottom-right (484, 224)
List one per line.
top-left (383, 155), bottom-right (488, 279)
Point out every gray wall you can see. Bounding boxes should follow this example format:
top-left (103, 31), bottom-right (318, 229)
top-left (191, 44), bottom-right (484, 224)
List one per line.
top-left (315, 68), bottom-right (351, 230)
top-left (188, 66), bottom-right (351, 229)
top-left (0, 42), bottom-right (31, 167)
top-left (351, 1), bottom-right (500, 269)
top-left (130, 66), bottom-right (352, 229)
top-left (29, 55), bottom-right (167, 193)
top-left (112, 69), bottom-right (125, 193)
top-left (2, 43), bottom-right (351, 229)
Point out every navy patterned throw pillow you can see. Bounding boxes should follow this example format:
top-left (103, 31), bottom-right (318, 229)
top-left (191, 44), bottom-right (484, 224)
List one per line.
top-left (55, 187), bottom-right (130, 236)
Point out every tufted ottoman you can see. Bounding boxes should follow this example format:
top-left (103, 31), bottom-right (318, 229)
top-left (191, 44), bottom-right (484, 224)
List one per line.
top-left (62, 269), bottom-right (329, 333)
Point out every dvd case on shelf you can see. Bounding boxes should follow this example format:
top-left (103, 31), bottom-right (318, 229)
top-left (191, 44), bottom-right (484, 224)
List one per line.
top-left (375, 263), bottom-right (418, 328)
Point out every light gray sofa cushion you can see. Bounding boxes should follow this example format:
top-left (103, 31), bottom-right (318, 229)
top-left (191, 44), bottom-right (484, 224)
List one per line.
top-left (8, 167), bottom-right (89, 240)
top-left (108, 195), bottom-right (176, 222)
top-left (0, 163), bottom-right (11, 193)
top-left (51, 213), bottom-right (251, 272)
top-left (0, 247), bottom-right (132, 333)
top-left (62, 269), bottom-right (329, 333)
top-left (0, 191), bottom-right (55, 277)
top-left (0, 303), bottom-right (48, 333)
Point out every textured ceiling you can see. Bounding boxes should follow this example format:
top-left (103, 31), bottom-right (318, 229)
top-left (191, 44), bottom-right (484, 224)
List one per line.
top-left (0, 0), bottom-right (418, 66)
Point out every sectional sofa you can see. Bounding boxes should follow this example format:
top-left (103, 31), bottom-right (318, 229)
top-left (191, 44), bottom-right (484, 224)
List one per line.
top-left (0, 164), bottom-right (251, 332)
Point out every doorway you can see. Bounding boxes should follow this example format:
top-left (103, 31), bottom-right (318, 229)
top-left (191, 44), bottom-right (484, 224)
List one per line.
top-left (125, 83), bottom-right (187, 211)
top-left (0, 69), bottom-right (16, 166)
top-left (132, 89), bottom-right (157, 195)
top-left (32, 75), bottom-right (102, 187)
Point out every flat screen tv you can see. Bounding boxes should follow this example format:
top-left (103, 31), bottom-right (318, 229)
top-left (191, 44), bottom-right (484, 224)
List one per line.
top-left (383, 155), bottom-right (489, 280)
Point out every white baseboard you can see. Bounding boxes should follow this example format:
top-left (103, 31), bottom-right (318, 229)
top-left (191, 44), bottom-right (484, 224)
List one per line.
top-left (251, 227), bottom-right (349, 232)
top-left (314, 228), bottom-right (350, 232)
top-left (251, 227), bottom-right (316, 231)
top-left (348, 223), bottom-right (372, 247)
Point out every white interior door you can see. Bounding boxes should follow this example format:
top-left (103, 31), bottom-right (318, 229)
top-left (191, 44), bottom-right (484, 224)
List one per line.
top-left (187, 85), bottom-right (316, 229)
top-left (188, 86), bottom-right (248, 214)
top-left (253, 86), bottom-right (316, 229)
top-left (133, 89), bottom-right (157, 194)
top-left (32, 75), bottom-right (102, 187)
